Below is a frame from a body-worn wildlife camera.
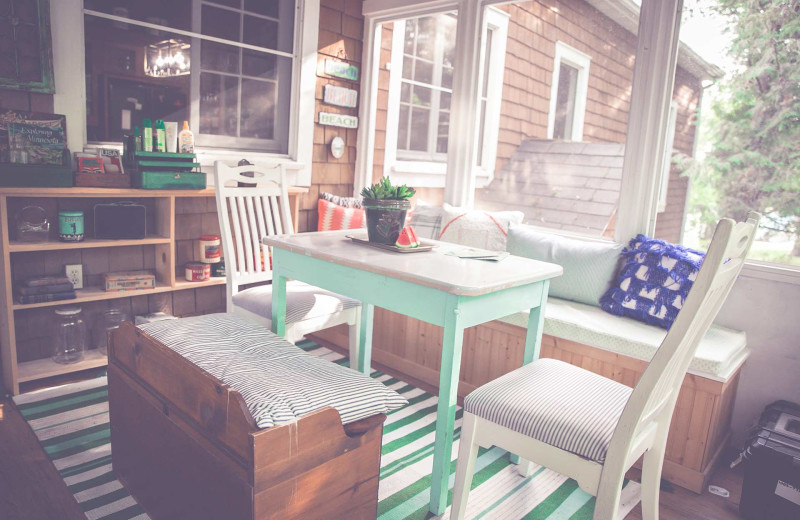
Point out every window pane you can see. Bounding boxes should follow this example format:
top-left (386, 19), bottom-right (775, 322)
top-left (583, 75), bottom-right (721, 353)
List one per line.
top-left (244, 0), bottom-right (279, 18)
top-left (475, 2), bottom-right (637, 238)
top-left (240, 78), bottom-right (275, 139)
top-left (409, 107), bottom-right (429, 151)
top-left (412, 85), bottom-right (431, 107)
top-left (83, 0), bottom-right (192, 31)
top-left (242, 48), bottom-right (276, 78)
top-left (414, 60), bottom-right (433, 85)
top-left (675, 3), bottom-right (799, 265)
top-left (202, 4), bottom-right (240, 41)
top-left (206, 0), bottom-right (241, 8)
top-left (553, 63), bottom-right (578, 140)
top-left (200, 73), bottom-right (238, 136)
top-left (415, 17), bottom-right (435, 60)
top-left (201, 40), bottom-right (240, 74)
top-left (83, 16), bottom-right (189, 142)
top-left (437, 111), bottom-right (449, 154)
top-left (397, 105), bottom-right (410, 150)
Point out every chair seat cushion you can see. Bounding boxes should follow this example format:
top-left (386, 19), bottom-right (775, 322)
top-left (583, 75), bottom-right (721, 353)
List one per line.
top-left (464, 358), bottom-right (632, 463)
top-left (232, 280), bottom-right (360, 323)
top-left (138, 313), bottom-right (407, 429)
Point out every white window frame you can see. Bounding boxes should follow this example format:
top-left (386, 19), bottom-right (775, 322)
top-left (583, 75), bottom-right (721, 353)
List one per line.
top-left (547, 41), bottom-right (590, 141)
top-left (658, 101), bottom-right (679, 212)
top-left (51, 0), bottom-right (318, 186)
top-left (382, 7), bottom-right (508, 188)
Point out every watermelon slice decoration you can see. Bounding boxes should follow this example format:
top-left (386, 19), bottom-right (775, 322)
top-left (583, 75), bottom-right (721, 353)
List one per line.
top-left (396, 226), bottom-right (420, 248)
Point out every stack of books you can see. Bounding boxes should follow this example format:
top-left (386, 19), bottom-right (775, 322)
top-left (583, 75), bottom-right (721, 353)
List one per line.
top-left (18, 276), bottom-right (77, 304)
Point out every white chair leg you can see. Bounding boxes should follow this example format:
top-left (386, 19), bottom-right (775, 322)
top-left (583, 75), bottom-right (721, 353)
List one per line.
top-left (451, 413), bottom-right (480, 520)
top-left (593, 471), bottom-right (624, 520)
top-left (348, 307), bottom-right (361, 370)
top-left (640, 435), bottom-right (668, 520)
top-left (517, 458), bottom-right (534, 477)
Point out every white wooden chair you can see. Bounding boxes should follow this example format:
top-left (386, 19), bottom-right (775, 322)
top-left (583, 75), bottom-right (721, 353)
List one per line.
top-left (451, 212), bottom-right (760, 520)
top-left (213, 161), bottom-right (362, 352)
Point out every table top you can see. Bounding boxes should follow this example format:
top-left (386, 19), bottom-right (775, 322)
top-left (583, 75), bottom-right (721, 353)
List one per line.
top-left (264, 230), bottom-right (562, 297)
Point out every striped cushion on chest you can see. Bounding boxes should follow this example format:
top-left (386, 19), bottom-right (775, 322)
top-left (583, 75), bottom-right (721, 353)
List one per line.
top-left (464, 358), bottom-right (631, 463)
top-left (138, 313), bottom-right (407, 428)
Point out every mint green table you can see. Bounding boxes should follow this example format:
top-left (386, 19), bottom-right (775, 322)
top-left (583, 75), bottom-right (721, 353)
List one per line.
top-left (264, 230), bottom-right (562, 515)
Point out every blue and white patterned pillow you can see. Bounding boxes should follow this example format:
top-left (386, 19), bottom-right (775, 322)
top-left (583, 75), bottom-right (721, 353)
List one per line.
top-left (600, 235), bottom-right (705, 329)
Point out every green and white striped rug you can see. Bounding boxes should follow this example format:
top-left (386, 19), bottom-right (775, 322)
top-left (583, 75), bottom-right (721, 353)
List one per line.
top-left (14, 340), bottom-right (640, 520)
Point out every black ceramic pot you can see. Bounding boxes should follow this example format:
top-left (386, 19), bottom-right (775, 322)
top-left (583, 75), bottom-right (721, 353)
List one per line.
top-left (363, 198), bottom-right (411, 244)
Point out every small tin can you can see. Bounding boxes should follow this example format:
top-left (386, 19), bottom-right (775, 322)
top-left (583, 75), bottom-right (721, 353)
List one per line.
top-left (185, 262), bottom-right (210, 282)
top-left (58, 211), bottom-right (85, 242)
top-left (198, 234), bottom-right (221, 263)
top-left (211, 259), bottom-right (225, 278)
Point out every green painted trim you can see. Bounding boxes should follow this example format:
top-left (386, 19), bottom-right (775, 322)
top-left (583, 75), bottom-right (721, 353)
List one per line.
top-left (0, 0), bottom-right (55, 94)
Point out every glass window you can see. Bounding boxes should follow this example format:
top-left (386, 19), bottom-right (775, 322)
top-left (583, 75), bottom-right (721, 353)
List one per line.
top-left (675, 1), bottom-right (800, 266)
top-left (83, 0), bottom-right (294, 153)
top-left (548, 42), bottom-right (590, 142)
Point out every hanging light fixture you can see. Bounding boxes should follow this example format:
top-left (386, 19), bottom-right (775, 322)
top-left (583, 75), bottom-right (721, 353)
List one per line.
top-left (145, 39), bottom-right (191, 78)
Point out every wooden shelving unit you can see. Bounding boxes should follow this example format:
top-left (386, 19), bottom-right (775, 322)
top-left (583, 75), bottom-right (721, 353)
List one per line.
top-left (0, 187), bottom-right (305, 395)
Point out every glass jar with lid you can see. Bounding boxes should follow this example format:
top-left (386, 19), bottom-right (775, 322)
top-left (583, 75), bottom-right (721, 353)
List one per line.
top-left (52, 307), bottom-right (87, 364)
top-left (93, 309), bottom-right (130, 355)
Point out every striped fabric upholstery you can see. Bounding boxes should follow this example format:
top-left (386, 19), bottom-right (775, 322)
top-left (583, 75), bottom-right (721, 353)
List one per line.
top-left (464, 358), bottom-right (632, 463)
top-left (138, 313), bottom-right (407, 428)
top-left (232, 280), bottom-right (360, 324)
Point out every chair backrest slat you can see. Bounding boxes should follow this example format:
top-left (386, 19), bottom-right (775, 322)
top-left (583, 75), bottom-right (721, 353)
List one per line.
top-left (602, 212), bottom-right (759, 483)
top-left (213, 162), bottom-right (293, 291)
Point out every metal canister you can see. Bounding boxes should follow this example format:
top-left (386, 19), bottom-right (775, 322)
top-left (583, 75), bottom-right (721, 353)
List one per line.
top-left (198, 234), bottom-right (221, 263)
top-left (211, 259), bottom-right (225, 278)
top-left (185, 262), bottom-right (210, 282)
top-left (58, 211), bottom-right (85, 242)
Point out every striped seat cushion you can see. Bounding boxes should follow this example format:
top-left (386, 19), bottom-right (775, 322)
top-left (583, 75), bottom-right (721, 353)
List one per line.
top-left (138, 313), bottom-right (407, 429)
top-left (464, 358), bottom-right (632, 463)
top-left (232, 280), bottom-right (360, 324)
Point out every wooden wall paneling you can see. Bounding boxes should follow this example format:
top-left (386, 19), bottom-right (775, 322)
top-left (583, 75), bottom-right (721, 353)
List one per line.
top-left (154, 197), bottom-right (175, 287)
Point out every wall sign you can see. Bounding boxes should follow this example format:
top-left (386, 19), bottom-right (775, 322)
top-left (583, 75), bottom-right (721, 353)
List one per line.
top-left (330, 136), bottom-right (345, 159)
top-left (323, 85), bottom-right (358, 108)
top-left (324, 60), bottom-right (359, 81)
top-left (319, 112), bottom-right (358, 129)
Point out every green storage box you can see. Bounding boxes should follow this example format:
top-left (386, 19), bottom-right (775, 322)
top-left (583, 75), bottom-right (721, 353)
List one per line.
top-left (0, 163), bottom-right (72, 187)
top-left (133, 170), bottom-right (206, 190)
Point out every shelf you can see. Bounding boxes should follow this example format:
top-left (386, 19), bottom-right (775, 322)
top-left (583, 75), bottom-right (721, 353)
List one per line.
top-left (0, 186), bottom-right (308, 198)
top-left (12, 278), bottom-right (226, 310)
top-left (8, 236), bottom-right (170, 252)
top-left (18, 350), bottom-right (108, 383)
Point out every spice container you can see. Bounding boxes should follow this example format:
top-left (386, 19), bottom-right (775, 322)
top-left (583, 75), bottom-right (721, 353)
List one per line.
top-left (53, 307), bottom-right (86, 364)
top-left (197, 234), bottom-right (221, 263)
top-left (59, 211), bottom-right (85, 242)
top-left (185, 262), bottom-right (210, 282)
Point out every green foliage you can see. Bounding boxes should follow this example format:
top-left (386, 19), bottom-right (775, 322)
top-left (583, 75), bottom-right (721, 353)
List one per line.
top-left (360, 176), bottom-right (416, 200)
top-left (703, 0), bottom-right (800, 235)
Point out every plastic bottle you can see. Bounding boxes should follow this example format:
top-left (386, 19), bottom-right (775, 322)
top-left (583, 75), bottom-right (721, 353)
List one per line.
top-left (134, 125), bottom-right (142, 151)
top-left (178, 120), bottom-right (194, 153)
top-left (155, 120), bottom-right (166, 152)
top-left (142, 118), bottom-right (153, 152)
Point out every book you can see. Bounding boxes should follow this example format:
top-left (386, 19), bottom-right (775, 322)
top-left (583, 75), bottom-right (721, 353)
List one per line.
top-left (23, 276), bottom-right (71, 287)
top-left (17, 283), bottom-right (75, 296)
top-left (18, 291), bottom-right (77, 304)
top-left (7, 121), bottom-right (66, 165)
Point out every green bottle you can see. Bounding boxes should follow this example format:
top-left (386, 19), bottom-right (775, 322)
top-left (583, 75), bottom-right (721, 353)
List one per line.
top-left (155, 120), bottom-right (166, 153)
top-left (142, 118), bottom-right (153, 152)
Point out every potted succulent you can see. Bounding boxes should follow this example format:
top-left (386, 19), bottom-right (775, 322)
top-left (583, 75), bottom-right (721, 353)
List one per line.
top-left (360, 177), bottom-right (416, 244)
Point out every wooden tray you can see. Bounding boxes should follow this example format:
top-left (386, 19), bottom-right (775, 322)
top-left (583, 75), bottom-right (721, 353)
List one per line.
top-left (346, 234), bottom-right (435, 253)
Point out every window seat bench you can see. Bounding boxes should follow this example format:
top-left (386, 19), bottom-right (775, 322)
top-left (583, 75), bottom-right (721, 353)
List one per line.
top-left (108, 313), bottom-right (405, 520)
top-left (311, 298), bottom-right (748, 494)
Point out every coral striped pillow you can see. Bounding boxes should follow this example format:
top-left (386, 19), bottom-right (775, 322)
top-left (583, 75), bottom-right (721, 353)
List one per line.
top-left (317, 198), bottom-right (366, 231)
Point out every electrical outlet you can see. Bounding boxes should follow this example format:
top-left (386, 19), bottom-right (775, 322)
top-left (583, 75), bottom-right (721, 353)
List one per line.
top-left (65, 264), bottom-right (83, 289)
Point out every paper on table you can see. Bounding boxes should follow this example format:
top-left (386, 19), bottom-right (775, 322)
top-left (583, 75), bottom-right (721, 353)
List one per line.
top-left (444, 247), bottom-right (509, 262)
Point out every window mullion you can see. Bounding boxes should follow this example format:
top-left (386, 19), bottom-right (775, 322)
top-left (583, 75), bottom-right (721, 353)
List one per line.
top-left (429, 19), bottom-right (444, 156)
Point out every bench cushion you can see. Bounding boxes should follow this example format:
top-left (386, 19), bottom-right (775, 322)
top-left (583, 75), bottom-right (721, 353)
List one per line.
top-left (232, 280), bottom-right (360, 324)
top-left (498, 297), bottom-right (748, 381)
top-left (138, 313), bottom-right (407, 428)
top-left (465, 358), bottom-right (632, 463)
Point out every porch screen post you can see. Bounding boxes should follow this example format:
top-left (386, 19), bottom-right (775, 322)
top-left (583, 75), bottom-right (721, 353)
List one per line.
top-left (443, 1), bottom-right (484, 208)
top-left (615, 0), bottom-right (683, 241)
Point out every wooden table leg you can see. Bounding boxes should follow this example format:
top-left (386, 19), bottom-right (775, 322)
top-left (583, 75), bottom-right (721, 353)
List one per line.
top-left (430, 297), bottom-right (465, 515)
top-left (270, 272), bottom-right (287, 338)
top-left (357, 303), bottom-right (374, 374)
top-left (511, 279), bottom-right (550, 465)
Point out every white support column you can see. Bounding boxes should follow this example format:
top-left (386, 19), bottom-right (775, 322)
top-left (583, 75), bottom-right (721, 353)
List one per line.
top-left (442, 0), bottom-right (484, 208)
top-left (614, 0), bottom-right (683, 242)
top-left (354, 19), bottom-right (383, 196)
top-left (51, 0), bottom-right (87, 155)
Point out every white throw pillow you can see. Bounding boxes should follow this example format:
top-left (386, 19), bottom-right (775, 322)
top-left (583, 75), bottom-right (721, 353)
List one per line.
top-left (409, 201), bottom-right (445, 240)
top-left (439, 203), bottom-right (524, 251)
